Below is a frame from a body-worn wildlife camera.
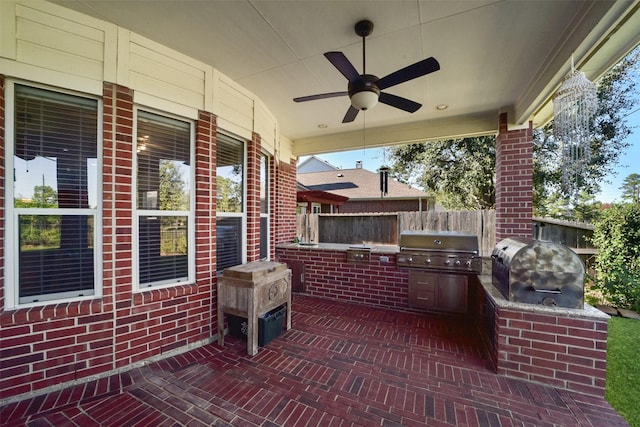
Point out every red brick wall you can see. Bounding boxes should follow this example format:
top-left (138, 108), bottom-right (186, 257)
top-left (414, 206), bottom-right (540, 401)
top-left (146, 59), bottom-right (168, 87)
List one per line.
top-left (276, 248), bottom-right (411, 310)
top-left (0, 81), bottom-right (238, 401)
top-left (276, 247), bottom-right (609, 397)
top-left (274, 159), bottom-right (297, 245)
top-left (0, 77), bottom-right (301, 401)
top-left (494, 306), bottom-right (608, 397)
top-left (495, 113), bottom-right (533, 240)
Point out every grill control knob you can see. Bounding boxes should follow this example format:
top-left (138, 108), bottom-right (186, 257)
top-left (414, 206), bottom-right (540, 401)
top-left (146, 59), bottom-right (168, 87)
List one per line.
top-left (454, 260), bottom-right (461, 266)
top-left (425, 258), bottom-right (431, 265)
top-left (444, 259), bottom-right (451, 265)
top-left (465, 260), bottom-right (472, 267)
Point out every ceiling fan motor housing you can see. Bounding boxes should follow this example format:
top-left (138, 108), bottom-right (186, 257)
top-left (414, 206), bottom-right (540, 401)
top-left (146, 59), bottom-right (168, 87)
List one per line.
top-left (292, 19), bottom-right (439, 122)
top-left (348, 74), bottom-right (380, 110)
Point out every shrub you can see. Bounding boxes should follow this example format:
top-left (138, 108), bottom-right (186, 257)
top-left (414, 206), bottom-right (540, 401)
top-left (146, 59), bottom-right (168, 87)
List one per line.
top-left (590, 203), bottom-right (640, 311)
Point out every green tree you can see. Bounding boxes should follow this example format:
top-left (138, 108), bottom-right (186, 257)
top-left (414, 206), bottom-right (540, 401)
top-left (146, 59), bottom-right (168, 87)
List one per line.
top-left (159, 160), bottom-right (189, 210)
top-left (591, 202), bottom-right (640, 311)
top-left (217, 176), bottom-right (242, 212)
top-left (534, 46), bottom-right (639, 215)
top-left (572, 190), bottom-right (602, 222)
top-left (386, 136), bottom-right (495, 210)
top-left (620, 173), bottom-right (640, 203)
top-left (384, 46), bottom-right (639, 216)
top-left (32, 185), bottom-right (58, 207)
top-left (15, 185), bottom-right (60, 248)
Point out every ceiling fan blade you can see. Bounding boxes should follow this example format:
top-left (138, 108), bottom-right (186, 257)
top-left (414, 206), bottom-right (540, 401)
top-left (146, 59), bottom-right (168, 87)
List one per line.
top-left (379, 92), bottom-right (422, 113)
top-left (377, 57), bottom-right (440, 90)
top-left (342, 105), bottom-right (359, 123)
top-left (324, 52), bottom-right (362, 84)
top-left (293, 91), bottom-right (348, 102)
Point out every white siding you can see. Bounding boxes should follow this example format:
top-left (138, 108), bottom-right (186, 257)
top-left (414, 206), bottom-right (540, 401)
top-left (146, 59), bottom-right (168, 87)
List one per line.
top-left (0, 0), bottom-right (291, 164)
top-left (213, 71), bottom-right (255, 139)
top-left (0, 0), bottom-right (116, 94)
top-left (127, 33), bottom-right (208, 113)
top-left (255, 99), bottom-right (277, 151)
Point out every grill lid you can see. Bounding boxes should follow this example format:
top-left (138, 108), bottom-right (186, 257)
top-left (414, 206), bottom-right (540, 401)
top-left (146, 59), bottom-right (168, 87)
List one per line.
top-left (400, 230), bottom-right (479, 253)
top-left (492, 237), bottom-right (584, 274)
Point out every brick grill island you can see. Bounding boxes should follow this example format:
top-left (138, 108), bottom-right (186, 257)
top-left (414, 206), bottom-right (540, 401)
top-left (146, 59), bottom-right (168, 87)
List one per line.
top-left (276, 243), bottom-right (610, 398)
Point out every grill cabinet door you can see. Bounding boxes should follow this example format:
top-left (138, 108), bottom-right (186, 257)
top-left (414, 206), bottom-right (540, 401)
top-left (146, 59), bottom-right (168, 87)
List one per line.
top-left (408, 272), bottom-right (437, 309)
top-left (408, 271), bottom-right (468, 313)
top-left (437, 274), bottom-right (468, 313)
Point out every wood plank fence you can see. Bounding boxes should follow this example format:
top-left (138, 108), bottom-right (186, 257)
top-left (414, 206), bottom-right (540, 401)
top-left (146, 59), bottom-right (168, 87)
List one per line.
top-left (296, 210), bottom-right (496, 256)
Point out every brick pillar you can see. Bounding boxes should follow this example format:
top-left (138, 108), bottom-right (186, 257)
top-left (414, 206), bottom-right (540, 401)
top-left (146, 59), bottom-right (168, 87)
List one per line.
top-left (196, 110), bottom-right (216, 336)
top-left (274, 158), bottom-right (297, 246)
top-left (495, 113), bottom-right (533, 240)
top-left (246, 133), bottom-right (261, 261)
top-left (103, 83), bottom-right (134, 310)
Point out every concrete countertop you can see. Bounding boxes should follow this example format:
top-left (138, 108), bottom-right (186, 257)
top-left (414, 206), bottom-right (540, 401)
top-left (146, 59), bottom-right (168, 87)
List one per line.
top-left (277, 242), bottom-right (400, 253)
top-left (477, 274), bottom-right (609, 320)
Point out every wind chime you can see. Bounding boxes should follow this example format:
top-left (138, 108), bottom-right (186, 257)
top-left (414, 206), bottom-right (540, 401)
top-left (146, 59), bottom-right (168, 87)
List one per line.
top-left (552, 57), bottom-right (598, 195)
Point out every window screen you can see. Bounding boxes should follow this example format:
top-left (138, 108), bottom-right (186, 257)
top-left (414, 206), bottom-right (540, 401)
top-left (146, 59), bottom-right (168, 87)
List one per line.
top-left (136, 110), bottom-right (192, 287)
top-left (13, 84), bottom-right (99, 303)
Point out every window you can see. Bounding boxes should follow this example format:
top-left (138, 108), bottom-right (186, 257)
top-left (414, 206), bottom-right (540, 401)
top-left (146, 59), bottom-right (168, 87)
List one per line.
top-left (6, 83), bottom-right (101, 307)
top-left (216, 134), bottom-right (245, 271)
top-left (135, 110), bottom-right (194, 288)
top-left (260, 154), bottom-right (269, 259)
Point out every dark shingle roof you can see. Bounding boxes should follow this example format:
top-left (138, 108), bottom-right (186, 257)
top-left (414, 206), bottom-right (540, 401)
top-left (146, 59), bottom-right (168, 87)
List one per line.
top-left (297, 168), bottom-right (428, 199)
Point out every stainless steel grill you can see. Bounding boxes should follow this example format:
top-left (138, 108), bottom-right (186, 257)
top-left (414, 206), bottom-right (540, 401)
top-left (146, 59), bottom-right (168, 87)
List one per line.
top-left (491, 237), bottom-right (584, 309)
top-left (397, 230), bottom-right (482, 274)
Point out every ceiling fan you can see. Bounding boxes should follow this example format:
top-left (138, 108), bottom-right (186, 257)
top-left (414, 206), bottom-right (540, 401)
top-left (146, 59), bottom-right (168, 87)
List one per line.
top-left (293, 20), bottom-right (440, 123)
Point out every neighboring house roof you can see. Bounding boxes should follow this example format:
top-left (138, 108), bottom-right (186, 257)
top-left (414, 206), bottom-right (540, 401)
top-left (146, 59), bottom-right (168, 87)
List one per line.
top-left (297, 168), bottom-right (429, 200)
top-left (297, 155), bottom-right (339, 173)
top-left (297, 190), bottom-right (349, 205)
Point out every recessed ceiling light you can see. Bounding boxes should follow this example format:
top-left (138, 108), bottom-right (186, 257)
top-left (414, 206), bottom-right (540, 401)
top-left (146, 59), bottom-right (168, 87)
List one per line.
top-left (436, 104), bottom-right (448, 111)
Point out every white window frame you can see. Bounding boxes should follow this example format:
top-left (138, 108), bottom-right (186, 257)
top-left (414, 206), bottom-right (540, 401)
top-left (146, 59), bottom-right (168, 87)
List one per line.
top-left (4, 80), bottom-right (103, 309)
top-left (215, 133), bottom-right (247, 272)
top-left (132, 108), bottom-right (195, 291)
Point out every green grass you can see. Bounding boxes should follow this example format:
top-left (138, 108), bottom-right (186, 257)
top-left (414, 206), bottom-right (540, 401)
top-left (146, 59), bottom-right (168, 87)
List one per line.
top-left (607, 316), bottom-right (640, 427)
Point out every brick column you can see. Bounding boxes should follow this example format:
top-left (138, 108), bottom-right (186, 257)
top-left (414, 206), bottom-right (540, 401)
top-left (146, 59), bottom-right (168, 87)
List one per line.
top-left (196, 110), bottom-right (216, 337)
top-left (495, 113), bottom-right (533, 240)
top-left (274, 158), bottom-right (297, 246)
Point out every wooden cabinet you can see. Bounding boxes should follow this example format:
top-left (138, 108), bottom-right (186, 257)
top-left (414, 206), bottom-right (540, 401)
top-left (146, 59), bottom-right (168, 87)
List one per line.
top-left (408, 271), bottom-right (468, 314)
top-left (218, 261), bottom-right (291, 355)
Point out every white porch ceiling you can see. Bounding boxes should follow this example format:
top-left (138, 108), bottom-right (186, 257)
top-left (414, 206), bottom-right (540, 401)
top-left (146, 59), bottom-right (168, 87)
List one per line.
top-left (53, 0), bottom-right (640, 156)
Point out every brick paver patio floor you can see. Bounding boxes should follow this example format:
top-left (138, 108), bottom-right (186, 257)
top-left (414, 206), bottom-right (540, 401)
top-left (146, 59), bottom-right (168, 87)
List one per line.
top-left (0, 295), bottom-right (629, 426)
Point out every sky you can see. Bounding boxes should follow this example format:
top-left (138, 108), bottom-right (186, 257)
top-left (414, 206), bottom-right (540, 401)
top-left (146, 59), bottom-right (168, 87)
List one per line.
top-left (299, 107), bottom-right (640, 204)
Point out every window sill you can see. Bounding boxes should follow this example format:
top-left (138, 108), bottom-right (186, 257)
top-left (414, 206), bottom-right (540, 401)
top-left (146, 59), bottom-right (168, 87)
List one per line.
top-left (1, 299), bottom-right (104, 327)
top-left (132, 283), bottom-right (199, 305)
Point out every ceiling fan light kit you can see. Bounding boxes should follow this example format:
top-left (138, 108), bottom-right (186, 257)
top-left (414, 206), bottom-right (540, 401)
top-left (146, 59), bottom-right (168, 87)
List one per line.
top-left (350, 89), bottom-right (379, 110)
top-left (293, 20), bottom-right (440, 123)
